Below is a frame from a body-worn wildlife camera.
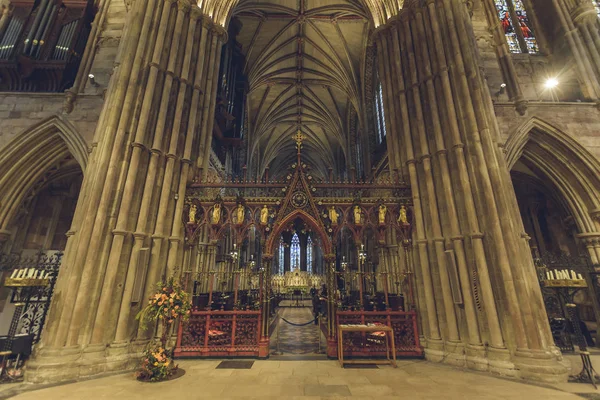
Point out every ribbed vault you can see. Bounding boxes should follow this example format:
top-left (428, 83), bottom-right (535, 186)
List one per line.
top-left (201, 0), bottom-right (405, 28)
top-left (230, 0), bottom-right (383, 179)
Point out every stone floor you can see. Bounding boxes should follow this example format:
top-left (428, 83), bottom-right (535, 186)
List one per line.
top-left (1, 359), bottom-right (593, 400)
top-left (271, 305), bottom-right (325, 356)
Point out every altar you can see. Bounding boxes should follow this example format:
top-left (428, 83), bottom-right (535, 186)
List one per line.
top-left (271, 271), bottom-right (324, 294)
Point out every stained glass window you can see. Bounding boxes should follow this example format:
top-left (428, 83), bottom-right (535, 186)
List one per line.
top-left (495, 0), bottom-right (538, 54)
top-left (374, 83), bottom-right (387, 144)
top-left (307, 236), bottom-right (313, 274)
top-left (291, 233), bottom-right (300, 271)
top-left (278, 237), bottom-right (284, 275)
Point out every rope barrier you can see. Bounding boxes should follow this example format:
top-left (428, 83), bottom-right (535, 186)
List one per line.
top-left (280, 317), bottom-right (316, 327)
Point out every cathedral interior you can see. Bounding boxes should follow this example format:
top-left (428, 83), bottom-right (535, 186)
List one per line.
top-left (1, 0), bottom-right (600, 398)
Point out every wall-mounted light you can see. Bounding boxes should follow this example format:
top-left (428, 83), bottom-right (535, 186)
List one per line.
top-left (545, 78), bottom-right (559, 89)
top-left (88, 74), bottom-right (100, 88)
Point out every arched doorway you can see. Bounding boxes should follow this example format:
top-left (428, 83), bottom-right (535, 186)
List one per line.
top-left (505, 118), bottom-right (600, 262)
top-left (0, 116), bottom-right (87, 366)
top-left (267, 215), bottom-right (328, 358)
top-left (506, 118), bottom-right (600, 348)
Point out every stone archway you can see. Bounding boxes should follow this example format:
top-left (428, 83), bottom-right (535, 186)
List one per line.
top-left (0, 116), bottom-right (88, 243)
top-left (505, 117), bottom-right (600, 262)
top-left (267, 209), bottom-right (332, 257)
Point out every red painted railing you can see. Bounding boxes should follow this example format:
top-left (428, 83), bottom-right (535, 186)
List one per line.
top-left (174, 310), bottom-right (262, 358)
top-left (334, 310), bottom-right (422, 357)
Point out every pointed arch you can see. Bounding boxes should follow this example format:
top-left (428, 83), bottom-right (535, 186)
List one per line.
top-left (266, 209), bottom-right (332, 255)
top-left (0, 116), bottom-right (89, 236)
top-left (504, 117), bottom-right (600, 234)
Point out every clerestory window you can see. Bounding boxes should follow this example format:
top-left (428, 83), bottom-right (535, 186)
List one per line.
top-left (495, 0), bottom-right (539, 54)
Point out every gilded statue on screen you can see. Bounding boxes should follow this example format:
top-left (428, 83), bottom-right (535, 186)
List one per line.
top-left (188, 204), bottom-right (197, 224)
top-left (378, 204), bottom-right (386, 225)
top-left (398, 205), bottom-right (408, 224)
top-left (328, 206), bottom-right (338, 225)
top-left (353, 205), bottom-right (362, 225)
top-left (212, 203), bottom-right (221, 224)
top-left (260, 205), bottom-right (269, 225)
top-left (236, 203), bottom-right (245, 225)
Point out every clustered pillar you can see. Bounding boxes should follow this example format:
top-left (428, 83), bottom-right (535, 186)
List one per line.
top-left (27, 0), bottom-right (226, 383)
top-left (375, 0), bottom-right (566, 381)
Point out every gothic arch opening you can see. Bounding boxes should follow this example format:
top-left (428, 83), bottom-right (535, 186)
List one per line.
top-left (506, 118), bottom-right (600, 261)
top-left (0, 116), bottom-right (88, 242)
top-left (0, 117), bottom-right (87, 344)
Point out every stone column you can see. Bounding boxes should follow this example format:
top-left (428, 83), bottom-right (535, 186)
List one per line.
top-left (374, 0), bottom-right (566, 382)
top-left (551, 0), bottom-right (600, 99)
top-left (26, 0), bottom-right (228, 384)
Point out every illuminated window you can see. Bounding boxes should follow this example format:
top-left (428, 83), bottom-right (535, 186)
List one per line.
top-left (594, 0), bottom-right (600, 18)
top-left (307, 236), bottom-right (313, 274)
top-left (278, 237), bottom-right (284, 275)
top-left (495, 0), bottom-right (539, 54)
top-left (291, 233), bottom-right (300, 271)
top-left (374, 83), bottom-right (387, 144)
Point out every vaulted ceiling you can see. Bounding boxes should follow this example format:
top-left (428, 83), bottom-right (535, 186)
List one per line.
top-left (201, 0), bottom-right (405, 28)
top-left (233, 0), bottom-right (374, 178)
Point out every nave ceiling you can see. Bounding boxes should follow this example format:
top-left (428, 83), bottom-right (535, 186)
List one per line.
top-left (232, 0), bottom-right (377, 178)
top-left (201, 0), bottom-right (405, 28)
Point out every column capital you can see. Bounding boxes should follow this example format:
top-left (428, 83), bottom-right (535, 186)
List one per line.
top-left (211, 24), bottom-right (228, 42)
top-left (323, 253), bottom-right (335, 263)
top-left (177, 0), bottom-right (191, 13)
top-left (576, 232), bottom-right (600, 246)
top-left (190, 6), bottom-right (202, 21)
top-left (570, 1), bottom-right (598, 25)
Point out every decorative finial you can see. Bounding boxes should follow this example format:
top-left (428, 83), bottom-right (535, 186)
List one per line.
top-left (293, 130), bottom-right (305, 153)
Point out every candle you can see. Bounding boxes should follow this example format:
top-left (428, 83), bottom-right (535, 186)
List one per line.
top-left (578, 273), bottom-right (583, 280)
top-left (549, 270), bottom-right (555, 280)
top-left (571, 270), bottom-right (577, 280)
top-left (17, 269), bottom-right (24, 279)
top-left (546, 271), bottom-right (550, 280)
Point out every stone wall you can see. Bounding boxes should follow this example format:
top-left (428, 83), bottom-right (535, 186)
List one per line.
top-left (495, 102), bottom-right (600, 160)
top-left (0, 0), bottom-right (128, 153)
top-left (0, 93), bottom-right (102, 151)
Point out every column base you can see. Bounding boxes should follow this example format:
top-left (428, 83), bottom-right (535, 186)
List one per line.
top-left (422, 339), bottom-right (566, 383)
top-left (487, 345), bottom-right (516, 377)
top-left (25, 342), bottom-right (144, 385)
top-left (512, 348), bottom-right (569, 383)
top-left (465, 343), bottom-right (489, 371)
top-left (423, 337), bottom-right (445, 362)
top-left (443, 340), bottom-right (466, 367)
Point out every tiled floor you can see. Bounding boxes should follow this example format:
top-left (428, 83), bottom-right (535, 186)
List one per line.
top-left (271, 306), bottom-right (324, 356)
top-left (3, 359), bottom-right (589, 400)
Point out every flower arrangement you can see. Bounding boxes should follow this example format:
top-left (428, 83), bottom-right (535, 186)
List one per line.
top-left (135, 345), bottom-right (174, 382)
top-left (135, 276), bottom-right (192, 382)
